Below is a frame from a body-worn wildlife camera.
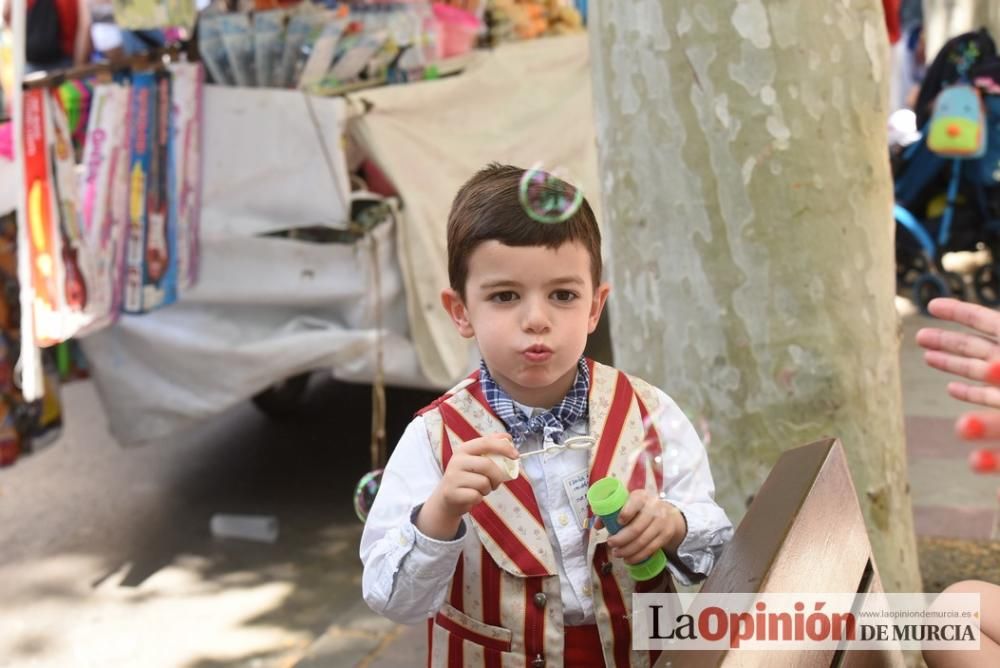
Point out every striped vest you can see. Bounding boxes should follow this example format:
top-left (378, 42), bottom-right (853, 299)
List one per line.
top-left (419, 359), bottom-right (674, 668)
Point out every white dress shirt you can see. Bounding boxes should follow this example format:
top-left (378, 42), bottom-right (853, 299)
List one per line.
top-left (360, 387), bottom-right (733, 626)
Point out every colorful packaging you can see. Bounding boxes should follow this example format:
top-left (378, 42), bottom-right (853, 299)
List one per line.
top-left (219, 13), bottom-right (256, 87)
top-left (277, 9), bottom-right (323, 88)
top-left (326, 30), bottom-right (389, 85)
top-left (142, 69), bottom-right (178, 311)
top-left (77, 82), bottom-right (130, 334)
top-left (254, 10), bottom-right (287, 88)
top-left (56, 79), bottom-right (92, 154)
top-left (109, 82), bottom-right (132, 316)
top-left (48, 89), bottom-right (91, 319)
top-left (124, 72), bottom-right (155, 314)
top-left (167, 62), bottom-right (202, 293)
top-left (298, 19), bottom-right (347, 89)
top-left (22, 88), bottom-right (63, 346)
top-left (198, 15), bottom-right (236, 86)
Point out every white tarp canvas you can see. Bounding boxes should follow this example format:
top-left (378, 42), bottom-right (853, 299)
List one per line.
top-left (80, 87), bottom-right (433, 445)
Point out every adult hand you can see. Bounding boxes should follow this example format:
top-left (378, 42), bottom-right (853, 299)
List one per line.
top-left (915, 298), bottom-right (1000, 408)
top-left (915, 298), bottom-right (1000, 473)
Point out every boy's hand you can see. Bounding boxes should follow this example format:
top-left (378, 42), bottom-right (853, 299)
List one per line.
top-left (604, 489), bottom-right (687, 565)
top-left (416, 434), bottom-right (519, 540)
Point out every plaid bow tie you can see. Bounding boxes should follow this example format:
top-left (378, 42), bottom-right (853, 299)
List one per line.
top-left (479, 358), bottom-right (590, 445)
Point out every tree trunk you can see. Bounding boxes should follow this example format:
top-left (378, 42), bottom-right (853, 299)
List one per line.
top-left (589, 1), bottom-right (921, 592)
top-left (924, 0), bottom-right (1000, 60)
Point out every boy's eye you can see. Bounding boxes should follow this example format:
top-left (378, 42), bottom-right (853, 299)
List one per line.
top-left (490, 291), bottom-right (518, 303)
top-left (552, 290), bottom-right (578, 302)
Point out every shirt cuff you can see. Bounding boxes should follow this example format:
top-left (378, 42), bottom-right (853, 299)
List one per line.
top-left (400, 504), bottom-right (467, 578)
top-left (666, 502), bottom-right (721, 586)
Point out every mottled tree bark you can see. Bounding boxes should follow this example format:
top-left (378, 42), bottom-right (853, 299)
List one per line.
top-left (590, 1), bottom-right (921, 592)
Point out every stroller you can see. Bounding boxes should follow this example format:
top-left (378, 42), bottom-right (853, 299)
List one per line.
top-left (894, 29), bottom-right (1000, 313)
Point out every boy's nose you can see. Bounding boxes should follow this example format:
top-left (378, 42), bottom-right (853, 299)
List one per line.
top-left (522, 299), bottom-right (551, 333)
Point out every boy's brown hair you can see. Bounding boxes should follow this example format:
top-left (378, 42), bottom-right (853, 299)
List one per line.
top-left (446, 163), bottom-right (602, 299)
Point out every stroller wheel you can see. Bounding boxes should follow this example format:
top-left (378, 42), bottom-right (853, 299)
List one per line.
top-left (912, 273), bottom-right (950, 315)
top-left (974, 263), bottom-right (1000, 306)
top-left (941, 271), bottom-right (966, 299)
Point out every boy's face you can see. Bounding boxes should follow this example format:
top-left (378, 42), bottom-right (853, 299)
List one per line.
top-left (441, 240), bottom-right (610, 408)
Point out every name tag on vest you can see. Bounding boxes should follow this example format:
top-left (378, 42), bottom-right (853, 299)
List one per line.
top-left (563, 468), bottom-right (590, 529)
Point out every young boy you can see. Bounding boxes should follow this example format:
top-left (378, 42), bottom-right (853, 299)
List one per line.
top-left (360, 164), bottom-right (733, 667)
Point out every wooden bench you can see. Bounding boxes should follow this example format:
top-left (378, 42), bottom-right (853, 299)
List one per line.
top-left (656, 438), bottom-right (906, 667)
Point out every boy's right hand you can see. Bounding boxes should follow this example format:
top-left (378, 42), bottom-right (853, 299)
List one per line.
top-left (416, 434), bottom-right (519, 540)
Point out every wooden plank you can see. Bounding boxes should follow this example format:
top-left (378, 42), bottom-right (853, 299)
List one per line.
top-left (655, 439), bottom-right (906, 667)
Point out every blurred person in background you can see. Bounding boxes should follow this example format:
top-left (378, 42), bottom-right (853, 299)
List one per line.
top-left (2, 0), bottom-right (90, 72)
top-left (88, 0), bottom-right (163, 63)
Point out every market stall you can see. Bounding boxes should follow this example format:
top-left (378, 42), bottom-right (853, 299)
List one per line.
top-left (1, 0), bottom-right (596, 450)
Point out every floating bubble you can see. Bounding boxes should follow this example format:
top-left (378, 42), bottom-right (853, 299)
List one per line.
top-left (518, 164), bottom-right (585, 224)
top-left (353, 468), bottom-right (383, 522)
top-left (628, 402), bottom-right (716, 507)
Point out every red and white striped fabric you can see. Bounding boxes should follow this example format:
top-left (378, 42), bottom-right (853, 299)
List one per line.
top-left (419, 360), bottom-right (673, 668)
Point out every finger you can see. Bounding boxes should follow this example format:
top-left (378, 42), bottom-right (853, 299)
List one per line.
top-left (956, 412), bottom-right (1000, 440)
top-left (923, 350), bottom-right (992, 382)
top-left (453, 452), bottom-right (506, 487)
top-left (616, 522), bottom-right (662, 562)
top-left (458, 451), bottom-right (511, 488)
top-left (450, 487), bottom-right (483, 507)
top-left (455, 471), bottom-right (493, 498)
top-left (915, 328), bottom-right (999, 360)
top-left (616, 491), bottom-right (647, 525)
top-left (947, 382), bottom-right (1000, 410)
top-left (927, 298), bottom-right (1000, 338)
top-left (593, 517), bottom-right (604, 530)
top-left (969, 448), bottom-right (1000, 474)
top-left (463, 434), bottom-right (519, 460)
top-left (608, 508), bottom-right (653, 549)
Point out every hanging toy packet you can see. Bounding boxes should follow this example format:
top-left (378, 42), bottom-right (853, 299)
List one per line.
top-left (167, 62), bottom-right (203, 293)
top-left (77, 82), bottom-right (130, 334)
top-left (22, 88), bottom-right (62, 346)
top-left (123, 71), bottom-right (159, 314)
top-left (140, 68), bottom-right (178, 312)
top-left (48, 88), bottom-right (93, 323)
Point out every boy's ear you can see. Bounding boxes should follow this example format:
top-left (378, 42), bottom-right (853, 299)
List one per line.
top-left (588, 282), bottom-right (611, 334)
top-left (441, 288), bottom-right (475, 338)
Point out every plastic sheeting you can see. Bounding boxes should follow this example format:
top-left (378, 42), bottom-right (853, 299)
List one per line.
top-left (80, 87), bottom-right (436, 445)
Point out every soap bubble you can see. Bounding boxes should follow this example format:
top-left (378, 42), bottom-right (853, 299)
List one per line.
top-left (353, 469), bottom-right (383, 522)
top-left (627, 402), bottom-right (714, 506)
top-left (518, 164), bottom-right (585, 224)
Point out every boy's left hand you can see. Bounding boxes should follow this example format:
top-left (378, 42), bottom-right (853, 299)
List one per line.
top-left (603, 489), bottom-right (688, 565)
